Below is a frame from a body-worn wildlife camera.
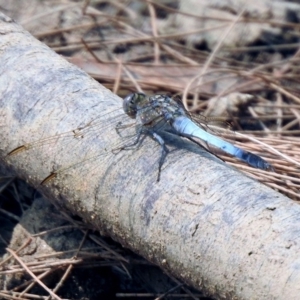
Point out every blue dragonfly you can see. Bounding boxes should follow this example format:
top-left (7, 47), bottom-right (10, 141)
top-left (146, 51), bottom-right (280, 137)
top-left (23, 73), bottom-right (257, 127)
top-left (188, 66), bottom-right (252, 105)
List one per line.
top-left (122, 93), bottom-right (273, 180)
top-left (7, 92), bottom-right (273, 183)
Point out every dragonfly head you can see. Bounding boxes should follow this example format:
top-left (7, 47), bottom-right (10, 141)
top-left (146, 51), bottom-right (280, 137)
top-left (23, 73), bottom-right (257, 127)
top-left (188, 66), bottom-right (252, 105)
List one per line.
top-left (123, 93), bottom-right (146, 118)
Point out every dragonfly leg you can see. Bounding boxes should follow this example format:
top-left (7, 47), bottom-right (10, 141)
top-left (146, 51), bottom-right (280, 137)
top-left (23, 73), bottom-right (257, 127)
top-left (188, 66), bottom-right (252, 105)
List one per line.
top-left (112, 127), bottom-right (147, 154)
top-left (115, 121), bottom-right (135, 137)
top-left (114, 127), bottom-right (169, 181)
top-left (150, 131), bottom-right (169, 182)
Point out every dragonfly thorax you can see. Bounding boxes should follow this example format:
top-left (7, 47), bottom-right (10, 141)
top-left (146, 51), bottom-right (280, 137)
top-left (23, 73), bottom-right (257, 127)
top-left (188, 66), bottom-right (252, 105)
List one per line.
top-left (149, 94), bottom-right (187, 122)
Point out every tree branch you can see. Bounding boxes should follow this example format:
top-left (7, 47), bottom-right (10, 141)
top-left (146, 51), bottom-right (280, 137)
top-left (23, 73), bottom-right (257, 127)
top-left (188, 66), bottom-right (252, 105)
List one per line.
top-left (0, 12), bottom-right (299, 300)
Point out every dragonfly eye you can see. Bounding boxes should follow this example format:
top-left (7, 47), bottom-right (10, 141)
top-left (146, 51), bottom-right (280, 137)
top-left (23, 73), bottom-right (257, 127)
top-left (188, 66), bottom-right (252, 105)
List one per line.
top-left (123, 93), bottom-right (146, 118)
top-left (123, 93), bottom-right (137, 118)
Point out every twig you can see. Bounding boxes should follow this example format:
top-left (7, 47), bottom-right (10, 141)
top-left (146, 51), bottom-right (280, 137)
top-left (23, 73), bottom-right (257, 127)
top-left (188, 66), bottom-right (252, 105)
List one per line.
top-left (6, 248), bottom-right (62, 300)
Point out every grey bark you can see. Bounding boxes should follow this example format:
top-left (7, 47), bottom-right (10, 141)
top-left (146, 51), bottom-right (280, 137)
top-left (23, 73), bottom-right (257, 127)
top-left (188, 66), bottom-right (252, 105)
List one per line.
top-left (0, 12), bottom-right (300, 300)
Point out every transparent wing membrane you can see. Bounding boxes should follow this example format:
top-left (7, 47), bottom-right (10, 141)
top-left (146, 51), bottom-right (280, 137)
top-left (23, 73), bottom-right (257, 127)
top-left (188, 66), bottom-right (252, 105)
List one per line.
top-left (7, 106), bottom-right (140, 184)
top-left (7, 93), bottom-right (273, 184)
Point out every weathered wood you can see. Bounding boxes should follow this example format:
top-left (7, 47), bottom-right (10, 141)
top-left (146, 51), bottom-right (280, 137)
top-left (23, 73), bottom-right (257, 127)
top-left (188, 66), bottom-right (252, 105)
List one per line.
top-left (0, 12), bottom-right (299, 300)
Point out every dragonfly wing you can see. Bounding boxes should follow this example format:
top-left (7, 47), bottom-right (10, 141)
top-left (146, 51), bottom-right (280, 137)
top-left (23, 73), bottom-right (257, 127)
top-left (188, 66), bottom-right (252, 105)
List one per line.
top-left (6, 107), bottom-right (139, 184)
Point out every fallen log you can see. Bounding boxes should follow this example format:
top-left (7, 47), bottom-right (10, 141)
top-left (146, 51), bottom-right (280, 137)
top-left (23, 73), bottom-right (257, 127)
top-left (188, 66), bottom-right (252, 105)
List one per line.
top-left (0, 12), bottom-right (299, 300)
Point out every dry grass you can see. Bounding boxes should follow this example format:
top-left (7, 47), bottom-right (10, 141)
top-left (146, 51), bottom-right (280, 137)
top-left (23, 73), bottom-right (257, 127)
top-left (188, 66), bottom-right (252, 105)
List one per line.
top-left (50, 0), bottom-right (300, 201)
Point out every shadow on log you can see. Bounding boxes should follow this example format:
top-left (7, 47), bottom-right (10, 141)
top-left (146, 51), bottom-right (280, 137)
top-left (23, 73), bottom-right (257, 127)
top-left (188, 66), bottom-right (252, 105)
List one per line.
top-left (0, 12), bottom-right (299, 300)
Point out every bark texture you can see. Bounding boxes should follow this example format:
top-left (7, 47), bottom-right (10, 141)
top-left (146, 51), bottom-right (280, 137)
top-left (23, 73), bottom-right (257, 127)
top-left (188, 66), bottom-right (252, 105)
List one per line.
top-left (0, 12), bottom-right (300, 300)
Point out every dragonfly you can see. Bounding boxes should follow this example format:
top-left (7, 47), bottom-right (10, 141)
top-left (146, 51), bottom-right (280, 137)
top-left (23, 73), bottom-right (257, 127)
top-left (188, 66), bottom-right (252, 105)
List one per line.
top-left (7, 93), bottom-right (273, 184)
top-left (122, 92), bottom-right (273, 178)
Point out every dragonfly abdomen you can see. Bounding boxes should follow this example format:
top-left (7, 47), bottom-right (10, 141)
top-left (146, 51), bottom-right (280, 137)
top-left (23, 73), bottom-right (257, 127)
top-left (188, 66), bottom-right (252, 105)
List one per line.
top-left (172, 116), bottom-right (272, 171)
top-left (235, 149), bottom-right (273, 171)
